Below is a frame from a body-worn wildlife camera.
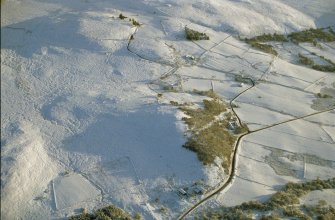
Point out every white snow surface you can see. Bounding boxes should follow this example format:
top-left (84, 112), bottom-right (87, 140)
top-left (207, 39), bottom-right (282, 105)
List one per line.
top-left (1, 0), bottom-right (335, 219)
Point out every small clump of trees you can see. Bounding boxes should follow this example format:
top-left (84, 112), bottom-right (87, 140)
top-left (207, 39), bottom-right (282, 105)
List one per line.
top-left (69, 205), bottom-right (133, 220)
top-left (119, 13), bottom-right (141, 27)
top-left (185, 27), bottom-right (210, 41)
top-left (244, 39), bottom-right (278, 55)
top-left (119, 13), bottom-right (127, 20)
top-left (130, 18), bottom-right (141, 27)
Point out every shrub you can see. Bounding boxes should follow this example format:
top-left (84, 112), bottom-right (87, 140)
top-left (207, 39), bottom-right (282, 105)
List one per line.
top-left (159, 207), bottom-right (168, 214)
top-left (185, 27), bottom-right (209, 40)
top-left (119, 13), bottom-right (127, 20)
top-left (234, 123), bottom-right (249, 134)
top-left (316, 93), bottom-right (332, 98)
top-left (134, 212), bottom-right (143, 220)
top-left (170, 101), bottom-right (180, 106)
top-left (299, 53), bottom-right (314, 65)
top-left (268, 191), bottom-right (300, 208)
top-left (131, 18), bottom-right (141, 26)
top-left (192, 89), bottom-right (218, 99)
top-left (69, 205), bottom-right (132, 220)
top-left (69, 213), bottom-right (94, 220)
top-left (283, 206), bottom-right (310, 219)
top-left (260, 213), bottom-right (281, 220)
top-left (239, 200), bottom-right (266, 210)
top-left (163, 85), bottom-right (178, 92)
top-left (247, 41), bottom-right (278, 55)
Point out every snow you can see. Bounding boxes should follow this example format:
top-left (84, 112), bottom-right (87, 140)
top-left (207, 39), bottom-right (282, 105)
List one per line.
top-left (1, 121), bottom-right (60, 219)
top-left (53, 173), bottom-right (101, 210)
top-left (1, 0), bottom-right (335, 219)
top-left (301, 189), bottom-right (335, 207)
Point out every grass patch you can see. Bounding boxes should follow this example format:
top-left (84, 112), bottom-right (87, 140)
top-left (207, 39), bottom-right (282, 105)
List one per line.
top-left (179, 91), bottom-right (247, 170)
top-left (197, 178), bottom-right (335, 220)
top-left (192, 89), bottom-right (219, 99)
top-left (69, 205), bottom-right (132, 220)
top-left (183, 121), bottom-right (236, 169)
top-left (180, 96), bottom-right (226, 130)
top-left (288, 27), bottom-right (335, 44)
top-left (185, 27), bottom-right (210, 41)
top-left (245, 40), bottom-right (278, 55)
top-left (298, 53), bottom-right (314, 65)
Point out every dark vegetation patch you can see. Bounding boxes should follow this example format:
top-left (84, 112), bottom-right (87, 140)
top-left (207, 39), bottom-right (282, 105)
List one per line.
top-left (185, 27), bottom-right (210, 41)
top-left (245, 40), bottom-right (278, 56)
top-left (163, 85), bottom-right (178, 92)
top-left (130, 18), bottom-right (141, 27)
top-left (119, 13), bottom-right (127, 20)
top-left (197, 178), bottom-right (335, 220)
top-left (312, 63), bottom-right (335, 72)
top-left (298, 53), bottom-right (314, 66)
top-left (246, 33), bottom-right (288, 42)
top-left (288, 27), bottom-right (335, 44)
top-left (244, 32), bottom-right (287, 56)
top-left (69, 205), bottom-right (133, 220)
top-left (316, 93), bottom-right (333, 98)
top-left (119, 13), bottom-right (141, 27)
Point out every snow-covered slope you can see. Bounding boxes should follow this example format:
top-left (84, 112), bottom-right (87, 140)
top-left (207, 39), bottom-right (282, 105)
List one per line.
top-left (1, 0), bottom-right (334, 219)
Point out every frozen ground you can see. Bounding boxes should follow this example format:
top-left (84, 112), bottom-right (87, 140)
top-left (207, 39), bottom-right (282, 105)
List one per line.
top-left (1, 0), bottom-right (335, 219)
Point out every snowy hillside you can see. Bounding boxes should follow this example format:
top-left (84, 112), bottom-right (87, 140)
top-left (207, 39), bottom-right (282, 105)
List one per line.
top-left (1, 0), bottom-right (335, 219)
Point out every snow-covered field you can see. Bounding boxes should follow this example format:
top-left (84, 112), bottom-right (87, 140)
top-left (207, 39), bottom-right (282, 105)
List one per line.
top-left (1, 0), bottom-right (335, 219)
